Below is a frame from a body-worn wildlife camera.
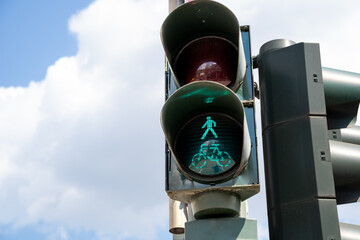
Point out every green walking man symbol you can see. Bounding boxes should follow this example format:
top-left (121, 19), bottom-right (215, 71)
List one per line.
top-left (201, 116), bottom-right (218, 140)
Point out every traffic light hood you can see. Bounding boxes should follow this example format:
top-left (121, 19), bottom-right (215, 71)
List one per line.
top-left (160, 0), bottom-right (246, 91)
top-left (161, 81), bottom-right (251, 183)
top-left (322, 67), bottom-right (360, 129)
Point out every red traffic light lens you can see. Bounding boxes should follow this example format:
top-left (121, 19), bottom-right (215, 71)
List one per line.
top-left (174, 37), bottom-right (238, 87)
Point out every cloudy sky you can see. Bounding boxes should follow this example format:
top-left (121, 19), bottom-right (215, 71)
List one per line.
top-left (0, 0), bottom-right (359, 239)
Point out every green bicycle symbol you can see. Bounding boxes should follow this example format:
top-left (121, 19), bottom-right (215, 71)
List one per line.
top-left (190, 142), bottom-right (233, 174)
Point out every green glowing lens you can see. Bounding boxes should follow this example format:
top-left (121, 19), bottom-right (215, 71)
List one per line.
top-left (175, 114), bottom-right (243, 179)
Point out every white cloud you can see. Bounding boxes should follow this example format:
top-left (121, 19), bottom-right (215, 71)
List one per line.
top-left (219, 0), bottom-right (360, 71)
top-left (0, 0), bottom-right (168, 239)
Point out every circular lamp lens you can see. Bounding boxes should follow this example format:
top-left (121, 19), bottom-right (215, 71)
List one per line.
top-left (174, 37), bottom-right (238, 87)
top-left (174, 113), bottom-right (243, 182)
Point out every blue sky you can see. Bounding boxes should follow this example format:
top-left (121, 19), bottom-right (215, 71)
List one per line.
top-left (0, 0), bottom-right (93, 87)
top-left (0, 0), bottom-right (359, 240)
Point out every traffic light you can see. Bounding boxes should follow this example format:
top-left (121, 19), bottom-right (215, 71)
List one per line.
top-left (257, 39), bottom-right (360, 239)
top-left (160, 0), bottom-right (259, 228)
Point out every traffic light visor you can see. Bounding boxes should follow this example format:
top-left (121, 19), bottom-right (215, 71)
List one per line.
top-left (160, 0), bottom-right (246, 91)
top-left (161, 81), bottom-right (251, 183)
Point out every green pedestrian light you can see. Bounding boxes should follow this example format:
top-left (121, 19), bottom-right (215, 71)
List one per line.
top-left (200, 116), bottom-right (218, 140)
top-left (161, 81), bottom-right (250, 184)
top-left (176, 112), bottom-right (243, 179)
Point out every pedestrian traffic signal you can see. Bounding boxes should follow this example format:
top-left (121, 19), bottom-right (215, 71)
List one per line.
top-left (161, 81), bottom-right (251, 184)
top-left (257, 39), bottom-right (360, 239)
top-left (160, 0), bottom-right (259, 219)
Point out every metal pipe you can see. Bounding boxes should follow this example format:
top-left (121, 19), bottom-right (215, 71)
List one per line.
top-left (169, 199), bottom-right (187, 234)
top-left (322, 67), bottom-right (360, 107)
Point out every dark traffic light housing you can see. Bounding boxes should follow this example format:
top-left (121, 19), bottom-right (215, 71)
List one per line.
top-left (160, 0), bottom-right (259, 218)
top-left (257, 39), bottom-right (360, 239)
